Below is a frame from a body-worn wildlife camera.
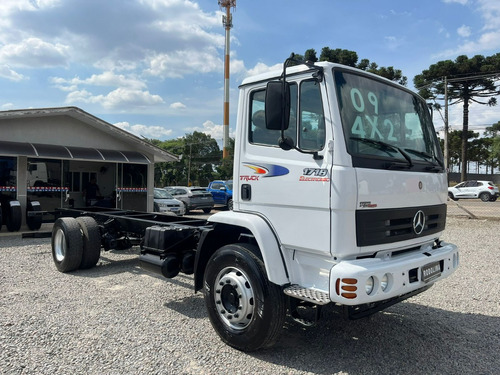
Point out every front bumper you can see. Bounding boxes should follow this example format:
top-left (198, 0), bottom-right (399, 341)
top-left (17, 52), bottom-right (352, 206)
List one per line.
top-left (330, 241), bottom-right (459, 305)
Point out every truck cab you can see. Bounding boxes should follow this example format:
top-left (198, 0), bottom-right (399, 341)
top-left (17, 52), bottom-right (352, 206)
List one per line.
top-left (208, 58), bottom-right (458, 328)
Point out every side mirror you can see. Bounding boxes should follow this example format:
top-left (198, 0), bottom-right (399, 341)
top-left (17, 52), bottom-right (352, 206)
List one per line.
top-left (265, 81), bottom-right (290, 131)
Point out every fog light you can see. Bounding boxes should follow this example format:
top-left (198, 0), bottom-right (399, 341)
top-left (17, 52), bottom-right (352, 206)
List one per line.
top-left (365, 276), bottom-right (374, 295)
top-left (381, 273), bottom-right (389, 292)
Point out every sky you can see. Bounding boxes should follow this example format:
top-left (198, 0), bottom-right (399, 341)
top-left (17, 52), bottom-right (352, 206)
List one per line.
top-left (1, 0), bottom-right (500, 145)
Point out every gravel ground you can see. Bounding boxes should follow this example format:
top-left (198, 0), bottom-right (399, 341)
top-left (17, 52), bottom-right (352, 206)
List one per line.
top-left (1, 217), bottom-right (499, 375)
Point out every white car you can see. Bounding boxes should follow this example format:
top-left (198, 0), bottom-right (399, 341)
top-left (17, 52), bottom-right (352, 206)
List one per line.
top-left (448, 180), bottom-right (499, 202)
top-left (153, 188), bottom-right (185, 215)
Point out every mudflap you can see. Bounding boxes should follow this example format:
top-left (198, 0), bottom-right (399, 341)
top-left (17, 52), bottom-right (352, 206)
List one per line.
top-left (343, 284), bottom-right (433, 320)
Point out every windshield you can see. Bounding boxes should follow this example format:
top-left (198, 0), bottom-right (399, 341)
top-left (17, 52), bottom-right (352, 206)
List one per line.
top-left (154, 189), bottom-right (174, 199)
top-left (334, 69), bottom-right (443, 170)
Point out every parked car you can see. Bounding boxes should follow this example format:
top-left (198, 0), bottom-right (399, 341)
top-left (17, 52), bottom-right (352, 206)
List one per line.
top-left (207, 180), bottom-right (233, 210)
top-left (165, 186), bottom-right (214, 214)
top-left (153, 188), bottom-right (185, 215)
top-left (448, 180), bottom-right (499, 202)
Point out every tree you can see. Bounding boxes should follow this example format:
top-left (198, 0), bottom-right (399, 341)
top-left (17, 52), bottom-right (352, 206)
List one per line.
top-left (414, 54), bottom-right (500, 181)
top-left (153, 132), bottom-right (221, 187)
top-left (484, 121), bottom-right (500, 173)
top-left (315, 47), bottom-right (407, 85)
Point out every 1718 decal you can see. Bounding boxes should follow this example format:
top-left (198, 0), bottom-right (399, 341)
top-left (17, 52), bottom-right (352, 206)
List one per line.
top-left (300, 168), bottom-right (329, 182)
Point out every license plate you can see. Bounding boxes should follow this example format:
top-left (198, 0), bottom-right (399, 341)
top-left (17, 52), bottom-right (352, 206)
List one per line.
top-left (421, 261), bottom-right (441, 283)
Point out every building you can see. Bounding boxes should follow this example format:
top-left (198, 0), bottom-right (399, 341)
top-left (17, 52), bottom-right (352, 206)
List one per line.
top-left (0, 107), bottom-right (177, 231)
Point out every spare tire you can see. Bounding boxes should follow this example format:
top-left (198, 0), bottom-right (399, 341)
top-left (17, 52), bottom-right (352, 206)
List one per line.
top-left (76, 216), bottom-right (101, 269)
top-left (26, 201), bottom-right (43, 231)
top-left (6, 200), bottom-right (22, 232)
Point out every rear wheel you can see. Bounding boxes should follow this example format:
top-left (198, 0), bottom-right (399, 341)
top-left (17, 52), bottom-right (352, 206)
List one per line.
top-left (479, 192), bottom-right (491, 202)
top-left (76, 216), bottom-right (101, 269)
top-left (490, 196), bottom-right (498, 202)
top-left (6, 201), bottom-right (22, 232)
top-left (26, 201), bottom-right (42, 231)
top-left (51, 217), bottom-right (83, 272)
top-left (202, 208), bottom-right (212, 214)
top-left (227, 198), bottom-right (233, 211)
top-left (203, 243), bottom-right (286, 351)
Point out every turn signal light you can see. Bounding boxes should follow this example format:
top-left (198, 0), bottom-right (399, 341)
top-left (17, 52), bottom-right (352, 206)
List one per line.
top-left (342, 278), bottom-right (357, 285)
top-left (341, 292), bottom-right (357, 299)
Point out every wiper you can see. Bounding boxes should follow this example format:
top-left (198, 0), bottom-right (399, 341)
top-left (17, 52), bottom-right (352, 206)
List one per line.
top-left (351, 137), bottom-right (413, 168)
top-left (404, 148), bottom-right (445, 171)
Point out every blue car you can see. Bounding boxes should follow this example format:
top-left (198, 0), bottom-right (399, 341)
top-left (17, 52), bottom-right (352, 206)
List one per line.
top-left (207, 180), bottom-right (233, 210)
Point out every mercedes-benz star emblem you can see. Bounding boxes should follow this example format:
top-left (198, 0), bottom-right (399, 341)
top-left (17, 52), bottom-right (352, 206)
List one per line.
top-left (413, 210), bottom-right (426, 235)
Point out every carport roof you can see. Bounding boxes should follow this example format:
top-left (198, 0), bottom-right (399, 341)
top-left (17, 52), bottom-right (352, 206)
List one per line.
top-left (0, 107), bottom-right (178, 163)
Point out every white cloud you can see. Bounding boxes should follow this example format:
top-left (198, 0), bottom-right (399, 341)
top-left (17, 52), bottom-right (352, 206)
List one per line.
top-left (442, 0), bottom-right (468, 4)
top-left (246, 62), bottom-right (283, 78)
top-left (0, 64), bottom-right (26, 81)
top-left (0, 38), bottom-right (69, 68)
top-left (113, 121), bottom-right (173, 139)
top-left (435, 0), bottom-right (500, 57)
top-left (457, 25), bottom-right (471, 38)
top-left (186, 120), bottom-right (235, 141)
top-left (1, 102), bottom-right (15, 110)
top-left (170, 102), bottom-right (186, 110)
top-left (65, 87), bottom-right (164, 110)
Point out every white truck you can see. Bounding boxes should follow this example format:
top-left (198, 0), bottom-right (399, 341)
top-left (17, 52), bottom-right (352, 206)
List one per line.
top-left (51, 56), bottom-right (459, 351)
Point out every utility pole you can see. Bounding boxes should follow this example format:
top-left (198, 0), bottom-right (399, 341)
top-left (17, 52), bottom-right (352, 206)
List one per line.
top-left (444, 76), bottom-right (449, 171)
top-left (218, 0), bottom-right (236, 159)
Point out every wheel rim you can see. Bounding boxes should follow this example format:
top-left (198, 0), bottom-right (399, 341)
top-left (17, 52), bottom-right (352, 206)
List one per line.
top-left (214, 266), bottom-right (255, 330)
top-left (53, 228), bottom-right (67, 262)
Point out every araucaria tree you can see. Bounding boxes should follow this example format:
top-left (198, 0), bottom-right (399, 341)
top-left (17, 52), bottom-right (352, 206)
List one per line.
top-left (414, 54), bottom-right (500, 181)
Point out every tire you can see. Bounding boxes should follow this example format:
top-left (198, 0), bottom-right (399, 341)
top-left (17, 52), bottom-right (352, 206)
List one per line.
top-left (479, 192), bottom-right (491, 202)
top-left (183, 202), bottom-right (190, 214)
top-left (448, 192), bottom-right (457, 201)
top-left (490, 196), bottom-right (498, 202)
top-left (26, 201), bottom-right (43, 231)
top-left (51, 217), bottom-right (83, 272)
top-left (76, 216), bottom-right (101, 269)
top-left (227, 198), bottom-right (233, 211)
top-left (203, 243), bottom-right (286, 351)
top-left (202, 208), bottom-right (212, 214)
top-left (6, 200), bottom-right (22, 232)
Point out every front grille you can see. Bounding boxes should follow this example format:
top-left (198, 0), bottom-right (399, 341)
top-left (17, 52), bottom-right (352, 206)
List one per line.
top-left (356, 204), bottom-right (446, 247)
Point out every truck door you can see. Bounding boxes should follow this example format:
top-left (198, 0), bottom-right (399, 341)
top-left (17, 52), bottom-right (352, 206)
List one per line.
top-left (238, 77), bottom-right (332, 256)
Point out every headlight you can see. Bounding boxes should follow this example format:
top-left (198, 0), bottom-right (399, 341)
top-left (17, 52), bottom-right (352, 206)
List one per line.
top-left (365, 276), bottom-right (374, 295)
top-left (381, 274), bottom-right (389, 291)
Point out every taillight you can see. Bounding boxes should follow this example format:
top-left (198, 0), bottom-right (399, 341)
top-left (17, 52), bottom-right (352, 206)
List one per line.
top-left (488, 186), bottom-right (494, 190)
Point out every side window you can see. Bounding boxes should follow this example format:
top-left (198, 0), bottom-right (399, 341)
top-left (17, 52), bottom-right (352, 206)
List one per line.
top-left (298, 80), bottom-right (325, 150)
top-left (249, 84), bottom-right (298, 146)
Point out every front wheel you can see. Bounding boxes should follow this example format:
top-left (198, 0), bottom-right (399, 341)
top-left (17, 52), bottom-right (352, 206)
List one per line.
top-left (203, 243), bottom-right (286, 351)
top-left (479, 192), bottom-right (491, 202)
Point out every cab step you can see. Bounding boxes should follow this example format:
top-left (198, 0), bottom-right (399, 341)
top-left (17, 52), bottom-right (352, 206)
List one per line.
top-left (283, 284), bottom-right (331, 305)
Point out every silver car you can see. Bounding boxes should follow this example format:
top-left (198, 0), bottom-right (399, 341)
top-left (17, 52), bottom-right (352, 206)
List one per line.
top-left (448, 180), bottom-right (499, 202)
top-left (153, 188), bottom-right (185, 215)
top-left (165, 186), bottom-right (214, 214)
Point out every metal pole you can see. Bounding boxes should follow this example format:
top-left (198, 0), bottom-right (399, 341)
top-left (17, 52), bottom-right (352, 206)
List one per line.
top-left (222, 5), bottom-right (232, 159)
